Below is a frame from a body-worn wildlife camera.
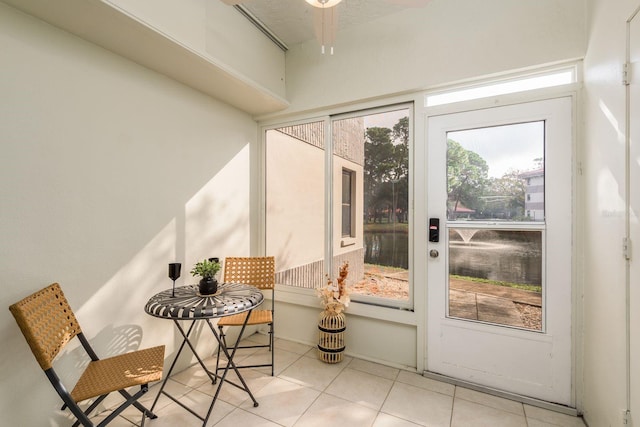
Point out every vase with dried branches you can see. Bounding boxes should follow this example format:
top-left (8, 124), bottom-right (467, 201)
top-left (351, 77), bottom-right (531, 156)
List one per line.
top-left (316, 262), bottom-right (350, 363)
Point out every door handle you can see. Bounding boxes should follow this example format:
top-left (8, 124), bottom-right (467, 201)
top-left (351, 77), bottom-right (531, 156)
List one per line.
top-left (430, 249), bottom-right (439, 258)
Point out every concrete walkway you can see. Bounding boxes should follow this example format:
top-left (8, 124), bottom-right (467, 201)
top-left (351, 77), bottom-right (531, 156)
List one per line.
top-left (449, 278), bottom-right (542, 328)
top-left (361, 266), bottom-right (542, 329)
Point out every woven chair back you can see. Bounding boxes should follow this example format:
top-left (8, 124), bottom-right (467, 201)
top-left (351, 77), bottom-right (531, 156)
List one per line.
top-left (9, 283), bottom-right (82, 371)
top-left (223, 256), bottom-right (275, 291)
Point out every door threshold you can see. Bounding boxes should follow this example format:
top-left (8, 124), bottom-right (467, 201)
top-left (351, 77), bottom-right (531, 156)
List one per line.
top-left (422, 371), bottom-right (579, 417)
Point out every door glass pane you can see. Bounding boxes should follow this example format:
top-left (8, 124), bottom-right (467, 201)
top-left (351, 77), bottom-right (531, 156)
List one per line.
top-left (446, 122), bottom-right (544, 330)
top-left (266, 122), bottom-right (325, 289)
top-left (448, 228), bottom-right (542, 330)
top-left (333, 108), bottom-right (411, 304)
top-left (447, 122), bottom-right (544, 222)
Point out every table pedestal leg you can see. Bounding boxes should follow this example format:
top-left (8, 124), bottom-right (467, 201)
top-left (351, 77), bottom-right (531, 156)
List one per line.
top-left (149, 320), bottom-right (198, 414)
top-left (149, 313), bottom-right (259, 427)
top-left (205, 316), bottom-right (259, 407)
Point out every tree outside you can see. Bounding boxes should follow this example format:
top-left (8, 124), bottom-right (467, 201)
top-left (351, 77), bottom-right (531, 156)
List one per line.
top-left (447, 139), bottom-right (531, 221)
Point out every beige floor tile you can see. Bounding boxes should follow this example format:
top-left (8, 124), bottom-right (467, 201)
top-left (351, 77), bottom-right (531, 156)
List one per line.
top-left (279, 353), bottom-right (348, 391)
top-left (146, 389), bottom-right (235, 426)
top-left (454, 387), bottom-right (524, 416)
top-left (210, 344), bottom-right (260, 364)
top-left (170, 361), bottom-right (216, 389)
top-left (275, 338), bottom-right (314, 355)
top-left (294, 393), bottom-right (378, 427)
top-left (396, 370), bottom-right (456, 396)
top-left (304, 346), bottom-right (319, 358)
top-left (215, 407), bottom-right (281, 426)
top-left (381, 382), bottom-right (453, 427)
top-left (235, 347), bottom-right (301, 376)
top-left (524, 405), bottom-right (586, 426)
top-left (241, 377), bottom-right (321, 427)
top-left (242, 332), bottom-right (271, 346)
top-left (373, 412), bottom-right (423, 427)
top-left (451, 398), bottom-right (527, 427)
top-left (527, 418), bottom-right (569, 427)
top-left (90, 412), bottom-right (138, 426)
top-left (89, 337), bottom-right (586, 427)
top-left (347, 358), bottom-right (400, 380)
top-left (119, 378), bottom-right (192, 420)
top-left (196, 367), bottom-right (272, 407)
top-left (325, 368), bottom-right (394, 410)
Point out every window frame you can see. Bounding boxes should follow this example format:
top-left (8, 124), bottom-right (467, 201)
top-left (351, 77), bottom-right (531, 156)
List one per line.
top-left (260, 102), bottom-right (415, 312)
top-left (341, 168), bottom-right (355, 238)
top-left (331, 104), bottom-right (414, 310)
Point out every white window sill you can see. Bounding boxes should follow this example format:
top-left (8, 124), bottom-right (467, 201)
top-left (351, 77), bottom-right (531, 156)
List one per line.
top-left (341, 238), bottom-right (357, 247)
top-left (274, 284), bottom-right (417, 326)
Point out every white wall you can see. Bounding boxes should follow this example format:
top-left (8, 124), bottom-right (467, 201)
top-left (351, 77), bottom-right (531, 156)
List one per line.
top-left (0, 3), bottom-right (258, 425)
top-left (581, 1), bottom-right (640, 426)
top-left (108, 0), bottom-right (286, 98)
top-left (269, 0), bottom-right (587, 375)
top-left (282, 0), bottom-right (586, 115)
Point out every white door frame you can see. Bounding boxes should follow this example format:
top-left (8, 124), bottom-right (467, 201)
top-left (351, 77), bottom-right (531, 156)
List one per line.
top-left (423, 95), bottom-right (576, 406)
top-left (627, 5), bottom-right (640, 423)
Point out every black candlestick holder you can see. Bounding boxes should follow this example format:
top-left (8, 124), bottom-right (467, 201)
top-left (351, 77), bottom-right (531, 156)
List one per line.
top-left (168, 263), bottom-right (181, 297)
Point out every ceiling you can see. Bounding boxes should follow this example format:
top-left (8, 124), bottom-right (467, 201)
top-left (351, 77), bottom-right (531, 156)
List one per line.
top-left (223, 0), bottom-right (430, 49)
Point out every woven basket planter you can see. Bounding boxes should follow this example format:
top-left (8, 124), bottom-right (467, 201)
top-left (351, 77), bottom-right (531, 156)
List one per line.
top-left (317, 310), bottom-right (346, 363)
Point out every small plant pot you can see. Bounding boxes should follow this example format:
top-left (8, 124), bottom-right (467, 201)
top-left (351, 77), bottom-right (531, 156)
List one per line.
top-left (198, 278), bottom-right (218, 295)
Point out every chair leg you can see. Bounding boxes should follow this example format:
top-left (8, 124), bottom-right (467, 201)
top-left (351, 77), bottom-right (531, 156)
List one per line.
top-left (270, 322), bottom-right (275, 376)
top-left (117, 387), bottom-right (157, 419)
top-left (48, 370), bottom-right (92, 427)
top-left (71, 394), bottom-right (108, 427)
top-left (95, 385), bottom-right (149, 427)
top-left (215, 325), bottom-right (225, 383)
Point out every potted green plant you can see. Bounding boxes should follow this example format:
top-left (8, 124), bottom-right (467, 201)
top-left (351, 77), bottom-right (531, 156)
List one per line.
top-left (191, 258), bottom-right (221, 295)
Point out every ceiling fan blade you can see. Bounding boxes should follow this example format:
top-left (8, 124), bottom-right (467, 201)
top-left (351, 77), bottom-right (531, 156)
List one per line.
top-left (220, 0), bottom-right (244, 5)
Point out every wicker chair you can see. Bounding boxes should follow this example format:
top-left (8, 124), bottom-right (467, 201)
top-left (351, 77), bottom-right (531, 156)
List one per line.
top-left (216, 256), bottom-right (275, 376)
top-left (9, 283), bottom-right (165, 426)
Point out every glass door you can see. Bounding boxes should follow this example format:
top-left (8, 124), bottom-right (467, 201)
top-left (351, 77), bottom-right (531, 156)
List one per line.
top-left (425, 97), bottom-right (574, 405)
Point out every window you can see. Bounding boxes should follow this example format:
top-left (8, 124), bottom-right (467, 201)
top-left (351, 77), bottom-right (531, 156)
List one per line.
top-left (265, 105), bottom-right (412, 308)
top-left (336, 107), bottom-right (411, 306)
top-left (426, 67), bottom-right (576, 107)
top-left (342, 169), bottom-right (354, 237)
top-left (265, 121), bottom-right (326, 290)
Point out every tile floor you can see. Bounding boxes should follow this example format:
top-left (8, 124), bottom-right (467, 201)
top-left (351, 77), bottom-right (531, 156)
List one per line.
top-left (91, 333), bottom-right (587, 427)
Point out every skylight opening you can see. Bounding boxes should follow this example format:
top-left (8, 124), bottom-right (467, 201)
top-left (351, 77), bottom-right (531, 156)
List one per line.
top-left (426, 68), bottom-right (576, 107)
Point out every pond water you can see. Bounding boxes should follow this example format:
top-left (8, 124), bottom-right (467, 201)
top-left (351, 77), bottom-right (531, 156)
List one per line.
top-left (364, 232), bottom-right (409, 269)
top-left (364, 229), bottom-right (542, 286)
top-left (449, 229), bottom-right (542, 285)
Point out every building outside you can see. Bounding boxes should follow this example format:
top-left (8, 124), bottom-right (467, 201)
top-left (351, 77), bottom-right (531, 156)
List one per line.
top-left (520, 169), bottom-right (545, 221)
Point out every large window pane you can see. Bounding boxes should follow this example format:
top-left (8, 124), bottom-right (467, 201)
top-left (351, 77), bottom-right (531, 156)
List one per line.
top-left (447, 121), bottom-right (544, 330)
top-left (334, 108), bottom-right (411, 304)
top-left (266, 107), bottom-right (412, 308)
top-left (266, 122), bottom-right (325, 289)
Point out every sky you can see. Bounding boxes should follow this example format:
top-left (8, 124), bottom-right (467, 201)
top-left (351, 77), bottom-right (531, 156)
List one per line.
top-left (362, 109), bottom-right (544, 178)
top-left (448, 121), bottom-right (544, 178)
top-left (363, 108), bottom-right (409, 133)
